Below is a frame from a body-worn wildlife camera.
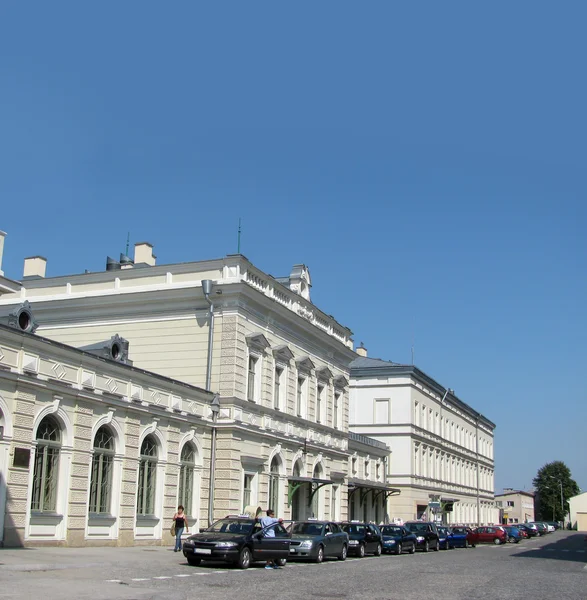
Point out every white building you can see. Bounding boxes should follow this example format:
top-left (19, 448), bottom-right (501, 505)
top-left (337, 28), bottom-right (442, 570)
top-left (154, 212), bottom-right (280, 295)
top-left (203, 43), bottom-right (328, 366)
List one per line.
top-left (0, 235), bottom-right (396, 545)
top-left (569, 491), bottom-right (587, 531)
top-left (349, 349), bottom-right (498, 525)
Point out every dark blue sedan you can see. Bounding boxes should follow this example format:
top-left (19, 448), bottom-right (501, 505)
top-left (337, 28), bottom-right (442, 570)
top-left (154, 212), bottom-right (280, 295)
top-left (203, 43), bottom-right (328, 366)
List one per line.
top-left (437, 526), bottom-right (454, 550)
top-left (380, 525), bottom-right (417, 555)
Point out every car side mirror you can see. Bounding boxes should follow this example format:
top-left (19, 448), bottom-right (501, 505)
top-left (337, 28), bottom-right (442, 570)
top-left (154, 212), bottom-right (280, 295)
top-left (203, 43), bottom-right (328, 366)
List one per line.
top-left (325, 532), bottom-right (332, 536)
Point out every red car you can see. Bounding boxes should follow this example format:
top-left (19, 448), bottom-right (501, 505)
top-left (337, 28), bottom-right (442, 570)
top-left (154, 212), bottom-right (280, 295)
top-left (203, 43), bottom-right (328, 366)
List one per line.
top-left (473, 526), bottom-right (508, 545)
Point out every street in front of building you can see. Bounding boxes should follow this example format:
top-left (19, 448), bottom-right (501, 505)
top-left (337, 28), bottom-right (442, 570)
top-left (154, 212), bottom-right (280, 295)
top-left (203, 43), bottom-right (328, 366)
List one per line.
top-left (1, 530), bottom-right (585, 600)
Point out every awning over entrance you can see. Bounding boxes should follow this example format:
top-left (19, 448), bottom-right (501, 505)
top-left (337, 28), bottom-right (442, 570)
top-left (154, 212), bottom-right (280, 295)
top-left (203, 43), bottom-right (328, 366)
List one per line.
top-left (287, 476), bottom-right (335, 506)
top-left (347, 478), bottom-right (401, 506)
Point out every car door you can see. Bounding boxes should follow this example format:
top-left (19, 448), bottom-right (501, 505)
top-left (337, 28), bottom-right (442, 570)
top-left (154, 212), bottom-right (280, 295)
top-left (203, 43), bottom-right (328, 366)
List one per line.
top-left (253, 523), bottom-right (290, 561)
top-left (369, 525), bottom-right (381, 552)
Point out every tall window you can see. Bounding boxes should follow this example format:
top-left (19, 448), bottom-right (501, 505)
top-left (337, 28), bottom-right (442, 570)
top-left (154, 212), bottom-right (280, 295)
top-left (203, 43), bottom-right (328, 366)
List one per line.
top-left (274, 366), bottom-right (283, 410)
top-left (312, 464), bottom-right (322, 518)
top-left (178, 444), bottom-right (195, 515)
top-left (247, 356), bottom-right (258, 402)
top-left (296, 377), bottom-right (305, 417)
top-left (243, 473), bottom-right (254, 510)
top-left (333, 392), bottom-right (340, 429)
top-left (89, 426), bottom-right (115, 514)
top-left (316, 384), bottom-right (324, 423)
top-left (375, 399), bottom-right (389, 424)
top-left (137, 435), bottom-right (158, 516)
top-left (331, 485), bottom-right (338, 520)
top-left (268, 457), bottom-right (280, 511)
top-left (31, 416), bottom-right (61, 512)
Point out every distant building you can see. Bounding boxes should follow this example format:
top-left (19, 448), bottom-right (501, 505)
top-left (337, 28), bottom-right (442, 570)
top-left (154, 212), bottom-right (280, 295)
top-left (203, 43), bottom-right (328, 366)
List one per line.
top-left (349, 346), bottom-right (498, 526)
top-left (568, 491), bottom-right (587, 531)
top-left (495, 489), bottom-right (535, 524)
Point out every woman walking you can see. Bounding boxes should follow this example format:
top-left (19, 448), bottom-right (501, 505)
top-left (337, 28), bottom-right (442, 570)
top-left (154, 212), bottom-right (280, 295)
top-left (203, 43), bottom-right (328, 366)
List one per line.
top-left (172, 505), bottom-right (189, 552)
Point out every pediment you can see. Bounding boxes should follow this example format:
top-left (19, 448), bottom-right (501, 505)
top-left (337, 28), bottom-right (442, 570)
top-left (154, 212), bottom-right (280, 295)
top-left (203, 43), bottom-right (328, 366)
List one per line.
top-left (334, 374), bottom-right (349, 389)
top-left (272, 344), bottom-right (294, 363)
top-left (245, 332), bottom-right (271, 352)
top-left (315, 366), bottom-right (334, 382)
top-left (295, 356), bottom-right (316, 373)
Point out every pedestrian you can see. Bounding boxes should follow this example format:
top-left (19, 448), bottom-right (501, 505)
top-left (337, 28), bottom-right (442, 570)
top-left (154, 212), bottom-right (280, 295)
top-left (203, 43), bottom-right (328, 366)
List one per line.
top-left (172, 505), bottom-right (189, 552)
top-left (259, 508), bottom-right (283, 569)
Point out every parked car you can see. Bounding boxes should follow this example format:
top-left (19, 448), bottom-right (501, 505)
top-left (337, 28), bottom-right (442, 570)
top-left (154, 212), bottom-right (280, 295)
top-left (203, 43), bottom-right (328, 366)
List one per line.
top-left (379, 525), bottom-right (417, 555)
top-left (513, 525), bottom-right (528, 538)
top-left (340, 522), bottom-right (383, 557)
top-left (516, 524), bottom-right (536, 537)
top-left (449, 526), bottom-right (478, 548)
top-left (182, 516), bottom-right (290, 569)
top-left (545, 521), bottom-right (561, 530)
top-left (288, 520), bottom-right (348, 563)
top-left (503, 526), bottom-right (522, 543)
top-left (522, 523), bottom-right (540, 536)
top-left (404, 521), bottom-right (440, 552)
top-left (436, 526), bottom-right (454, 550)
top-left (474, 526), bottom-right (508, 545)
top-left (531, 522), bottom-right (549, 536)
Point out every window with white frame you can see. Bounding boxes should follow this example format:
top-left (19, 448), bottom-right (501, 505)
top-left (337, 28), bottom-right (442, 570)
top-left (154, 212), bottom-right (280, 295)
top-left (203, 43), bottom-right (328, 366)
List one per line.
top-left (296, 376), bottom-right (306, 417)
top-left (330, 485), bottom-right (338, 520)
top-left (89, 425), bottom-right (115, 514)
top-left (31, 415), bottom-right (61, 512)
top-left (316, 384), bottom-right (324, 423)
top-left (333, 391), bottom-right (341, 429)
top-left (273, 366), bottom-right (284, 410)
top-left (247, 355), bottom-right (260, 402)
top-left (178, 444), bottom-right (196, 516)
top-left (374, 398), bottom-right (389, 424)
top-left (243, 472), bottom-right (255, 511)
top-left (351, 456), bottom-right (358, 476)
top-left (364, 459), bottom-right (370, 479)
top-left (375, 462), bottom-right (381, 481)
top-left (268, 457), bottom-right (280, 511)
top-left (137, 435), bottom-right (158, 516)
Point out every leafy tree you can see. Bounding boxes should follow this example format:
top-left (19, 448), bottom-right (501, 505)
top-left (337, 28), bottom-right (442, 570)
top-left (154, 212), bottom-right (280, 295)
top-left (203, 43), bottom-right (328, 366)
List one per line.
top-left (533, 461), bottom-right (580, 522)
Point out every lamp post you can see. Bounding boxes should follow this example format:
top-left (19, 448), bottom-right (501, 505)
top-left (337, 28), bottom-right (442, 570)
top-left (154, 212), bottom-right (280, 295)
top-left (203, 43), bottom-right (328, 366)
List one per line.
top-left (544, 477), bottom-right (565, 525)
top-left (207, 393), bottom-right (220, 527)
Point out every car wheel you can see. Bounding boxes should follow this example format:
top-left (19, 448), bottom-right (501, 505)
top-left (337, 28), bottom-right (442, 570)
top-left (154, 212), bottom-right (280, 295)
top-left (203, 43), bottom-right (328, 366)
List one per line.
top-left (395, 543), bottom-right (402, 556)
top-left (187, 556), bottom-right (201, 566)
top-left (409, 543), bottom-right (416, 554)
top-left (374, 543), bottom-right (382, 556)
top-left (358, 543), bottom-right (366, 558)
top-left (237, 547), bottom-right (252, 569)
top-left (433, 540), bottom-right (439, 551)
top-left (314, 545), bottom-right (324, 563)
top-left (493, 538), bottom-right (501, 545)
top-left (275, 558), bottom-right (287, 567)
top-left (423, 540), bottom-right (429, 552)
top-left (338, 545), bottom-right (347, 561)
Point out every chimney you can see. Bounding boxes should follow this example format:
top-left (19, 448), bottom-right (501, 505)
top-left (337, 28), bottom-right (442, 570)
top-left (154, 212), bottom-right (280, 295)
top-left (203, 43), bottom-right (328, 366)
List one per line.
top-left (0, 230), bottom-right (6, 276)
top-left (356, 342), bottom-right (368, 357)
top-left (23, 256), bottom-right (47, 279)
top-left (134, 242), bottom-right (156, 266)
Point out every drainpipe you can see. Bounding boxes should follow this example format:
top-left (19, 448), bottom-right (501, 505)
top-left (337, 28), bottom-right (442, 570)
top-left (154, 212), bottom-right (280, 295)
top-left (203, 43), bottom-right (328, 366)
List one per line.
top-left (202, 280), bottom-right (218, 527)
top-left (475, 415), bottom-right (480, 526)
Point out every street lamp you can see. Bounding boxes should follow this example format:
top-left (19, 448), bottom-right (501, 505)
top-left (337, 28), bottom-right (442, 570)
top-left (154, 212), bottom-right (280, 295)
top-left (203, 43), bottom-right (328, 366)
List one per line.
top-left (544, 477), bottom-right (565, 525)
top-left (207, 393), bottom-right (221, 527)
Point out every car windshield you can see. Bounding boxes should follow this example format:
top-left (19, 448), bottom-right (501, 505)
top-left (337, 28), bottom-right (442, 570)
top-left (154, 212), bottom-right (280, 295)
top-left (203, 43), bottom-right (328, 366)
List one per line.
top-left (291, 522), bottom-right (324, 536)
top-left (205, 519), bottom-right (255, 534)
top-left (380, 526), bottom-right (403, 535)
top-left (451, 527), bottom-right (468, 534)
top-left (437, 528), bottom-right (448, 535)
top-left (406, 523), bottom-right (430, 533)
top-left (341, 524), bottom-right (367, 534)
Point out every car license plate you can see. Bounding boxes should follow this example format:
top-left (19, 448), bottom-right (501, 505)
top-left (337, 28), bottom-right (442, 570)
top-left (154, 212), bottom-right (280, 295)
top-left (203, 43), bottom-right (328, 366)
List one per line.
top-left (290, 549), bottom-right (296, 553)
top-left (194, 548), bottom-right (212, 554)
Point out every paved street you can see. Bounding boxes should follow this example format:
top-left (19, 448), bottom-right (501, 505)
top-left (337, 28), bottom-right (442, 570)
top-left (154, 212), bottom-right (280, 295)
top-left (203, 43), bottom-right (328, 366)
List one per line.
top-left (1, 531), bottom-right (586, 600)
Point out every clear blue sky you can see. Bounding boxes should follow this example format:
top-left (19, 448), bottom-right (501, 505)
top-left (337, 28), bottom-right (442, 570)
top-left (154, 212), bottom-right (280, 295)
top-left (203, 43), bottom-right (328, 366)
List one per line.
top-left (1, 1), bottom-right (585, 493)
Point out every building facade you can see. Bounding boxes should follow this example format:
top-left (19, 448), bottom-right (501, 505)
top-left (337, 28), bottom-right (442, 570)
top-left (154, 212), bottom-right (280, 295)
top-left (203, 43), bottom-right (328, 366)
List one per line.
top-left (349, 351), bottom-right (498, 526)
top-left (494, 489), bottom-right (535, 524)
top-left (0, 323), bottom-right (213, 547)
top-left (568, 492), bottom-right (587, 531)
top-left (0, 239), bottom-right (397, 545)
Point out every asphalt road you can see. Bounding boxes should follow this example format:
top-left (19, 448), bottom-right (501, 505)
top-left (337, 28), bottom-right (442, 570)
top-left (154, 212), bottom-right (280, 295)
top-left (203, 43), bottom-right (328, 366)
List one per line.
top-left (1, 530), bottom-right (585, 600)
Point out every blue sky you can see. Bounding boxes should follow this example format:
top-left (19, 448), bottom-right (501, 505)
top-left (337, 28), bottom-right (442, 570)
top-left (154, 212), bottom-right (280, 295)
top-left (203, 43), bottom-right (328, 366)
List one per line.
top-left (1, 1), bottom-right (585, 493)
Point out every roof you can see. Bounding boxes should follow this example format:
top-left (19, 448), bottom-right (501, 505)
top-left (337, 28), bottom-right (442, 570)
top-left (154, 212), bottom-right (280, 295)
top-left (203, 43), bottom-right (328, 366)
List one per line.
top-left (349, 356), bottom-right (406, 369)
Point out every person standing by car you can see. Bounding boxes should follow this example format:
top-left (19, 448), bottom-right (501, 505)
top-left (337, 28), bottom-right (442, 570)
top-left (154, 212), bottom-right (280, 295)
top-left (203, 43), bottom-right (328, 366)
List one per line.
top-left (259, 509), bottom-right (282, 569)
top-left (172, 505), bottom-right (189, 552)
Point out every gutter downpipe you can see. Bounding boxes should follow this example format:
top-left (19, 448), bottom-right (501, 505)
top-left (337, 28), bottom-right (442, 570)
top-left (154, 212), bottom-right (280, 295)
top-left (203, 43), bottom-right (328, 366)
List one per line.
top-left (476, 415), bottom-right (481, 526)
top-left (202, 280), bottom-right (218, 527)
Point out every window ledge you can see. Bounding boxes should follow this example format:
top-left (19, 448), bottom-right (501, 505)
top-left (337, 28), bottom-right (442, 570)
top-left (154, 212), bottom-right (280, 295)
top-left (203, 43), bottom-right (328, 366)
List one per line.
top-left (136, 515), bottom-right (160, 525)
top-left (30, 512), bottom-right (64, 525)
top-left (88, 513), bottom-right (117, 523)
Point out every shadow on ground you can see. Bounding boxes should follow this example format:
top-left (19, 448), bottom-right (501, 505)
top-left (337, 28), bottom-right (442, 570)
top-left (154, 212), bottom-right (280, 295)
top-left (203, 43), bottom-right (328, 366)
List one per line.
top-left (512, 533), bottom-right (587, 564)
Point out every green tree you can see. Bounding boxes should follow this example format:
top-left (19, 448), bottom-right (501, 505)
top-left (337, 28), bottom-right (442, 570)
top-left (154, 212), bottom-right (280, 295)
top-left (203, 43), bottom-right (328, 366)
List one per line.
top-left (533, 461), bottom-right (580, 522)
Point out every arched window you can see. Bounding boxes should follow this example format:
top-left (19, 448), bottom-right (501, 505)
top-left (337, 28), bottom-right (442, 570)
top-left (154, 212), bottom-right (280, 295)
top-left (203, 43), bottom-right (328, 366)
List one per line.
top-left (268, 457), bottom-right (280, 511)
top-left (31, 416), bottom-right (61, 512)
top-left (178, 444), bottom-right (196, 515)
top-left (137, 435), bottom-right (158, 516)
top-left (0, 407), bottom-right (5, 439)
top-left (89, 426), bottom-right (115, 514)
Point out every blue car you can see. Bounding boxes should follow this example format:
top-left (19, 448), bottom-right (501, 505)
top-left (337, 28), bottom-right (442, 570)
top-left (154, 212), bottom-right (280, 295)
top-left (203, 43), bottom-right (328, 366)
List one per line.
top-left (437, 526), bottom-right (454, 550)
top-left (449, 526), bottom-right (477, 548)
top-left (503, 526), bottom-right (522, 543)
top-left (379, 525), bottom-right (417, 555)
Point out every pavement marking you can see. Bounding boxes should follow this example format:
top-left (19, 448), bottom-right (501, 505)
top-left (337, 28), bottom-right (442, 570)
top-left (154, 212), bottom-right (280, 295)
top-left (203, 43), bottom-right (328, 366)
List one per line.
top-left (131, 578), bottom-right (150, 581)
top-left (106, 580), bottom-right (122, 583)
top-left (174, 573), bottom-right (192, 577)
top-left (577, 550), bottom-right (585, 553)
top-left (153, 576), bottom-right (172, 579)
top-left (561, 550), bottom-right (570, 553)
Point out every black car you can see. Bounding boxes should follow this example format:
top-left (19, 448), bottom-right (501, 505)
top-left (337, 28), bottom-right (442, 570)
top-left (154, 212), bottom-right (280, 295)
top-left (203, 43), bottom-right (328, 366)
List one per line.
top-left (404, 521), bottom-right (440, 552)
top-left (340, 522), bottom-right (383, 557)
top-left (516, 524), bottom-right (538, 538)
top-left (379, 525), bottom-right (417, 555)
top-left (288, 520), bottom-right (349, 562)
top-left (182, 516), bottom-right (290, 569)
